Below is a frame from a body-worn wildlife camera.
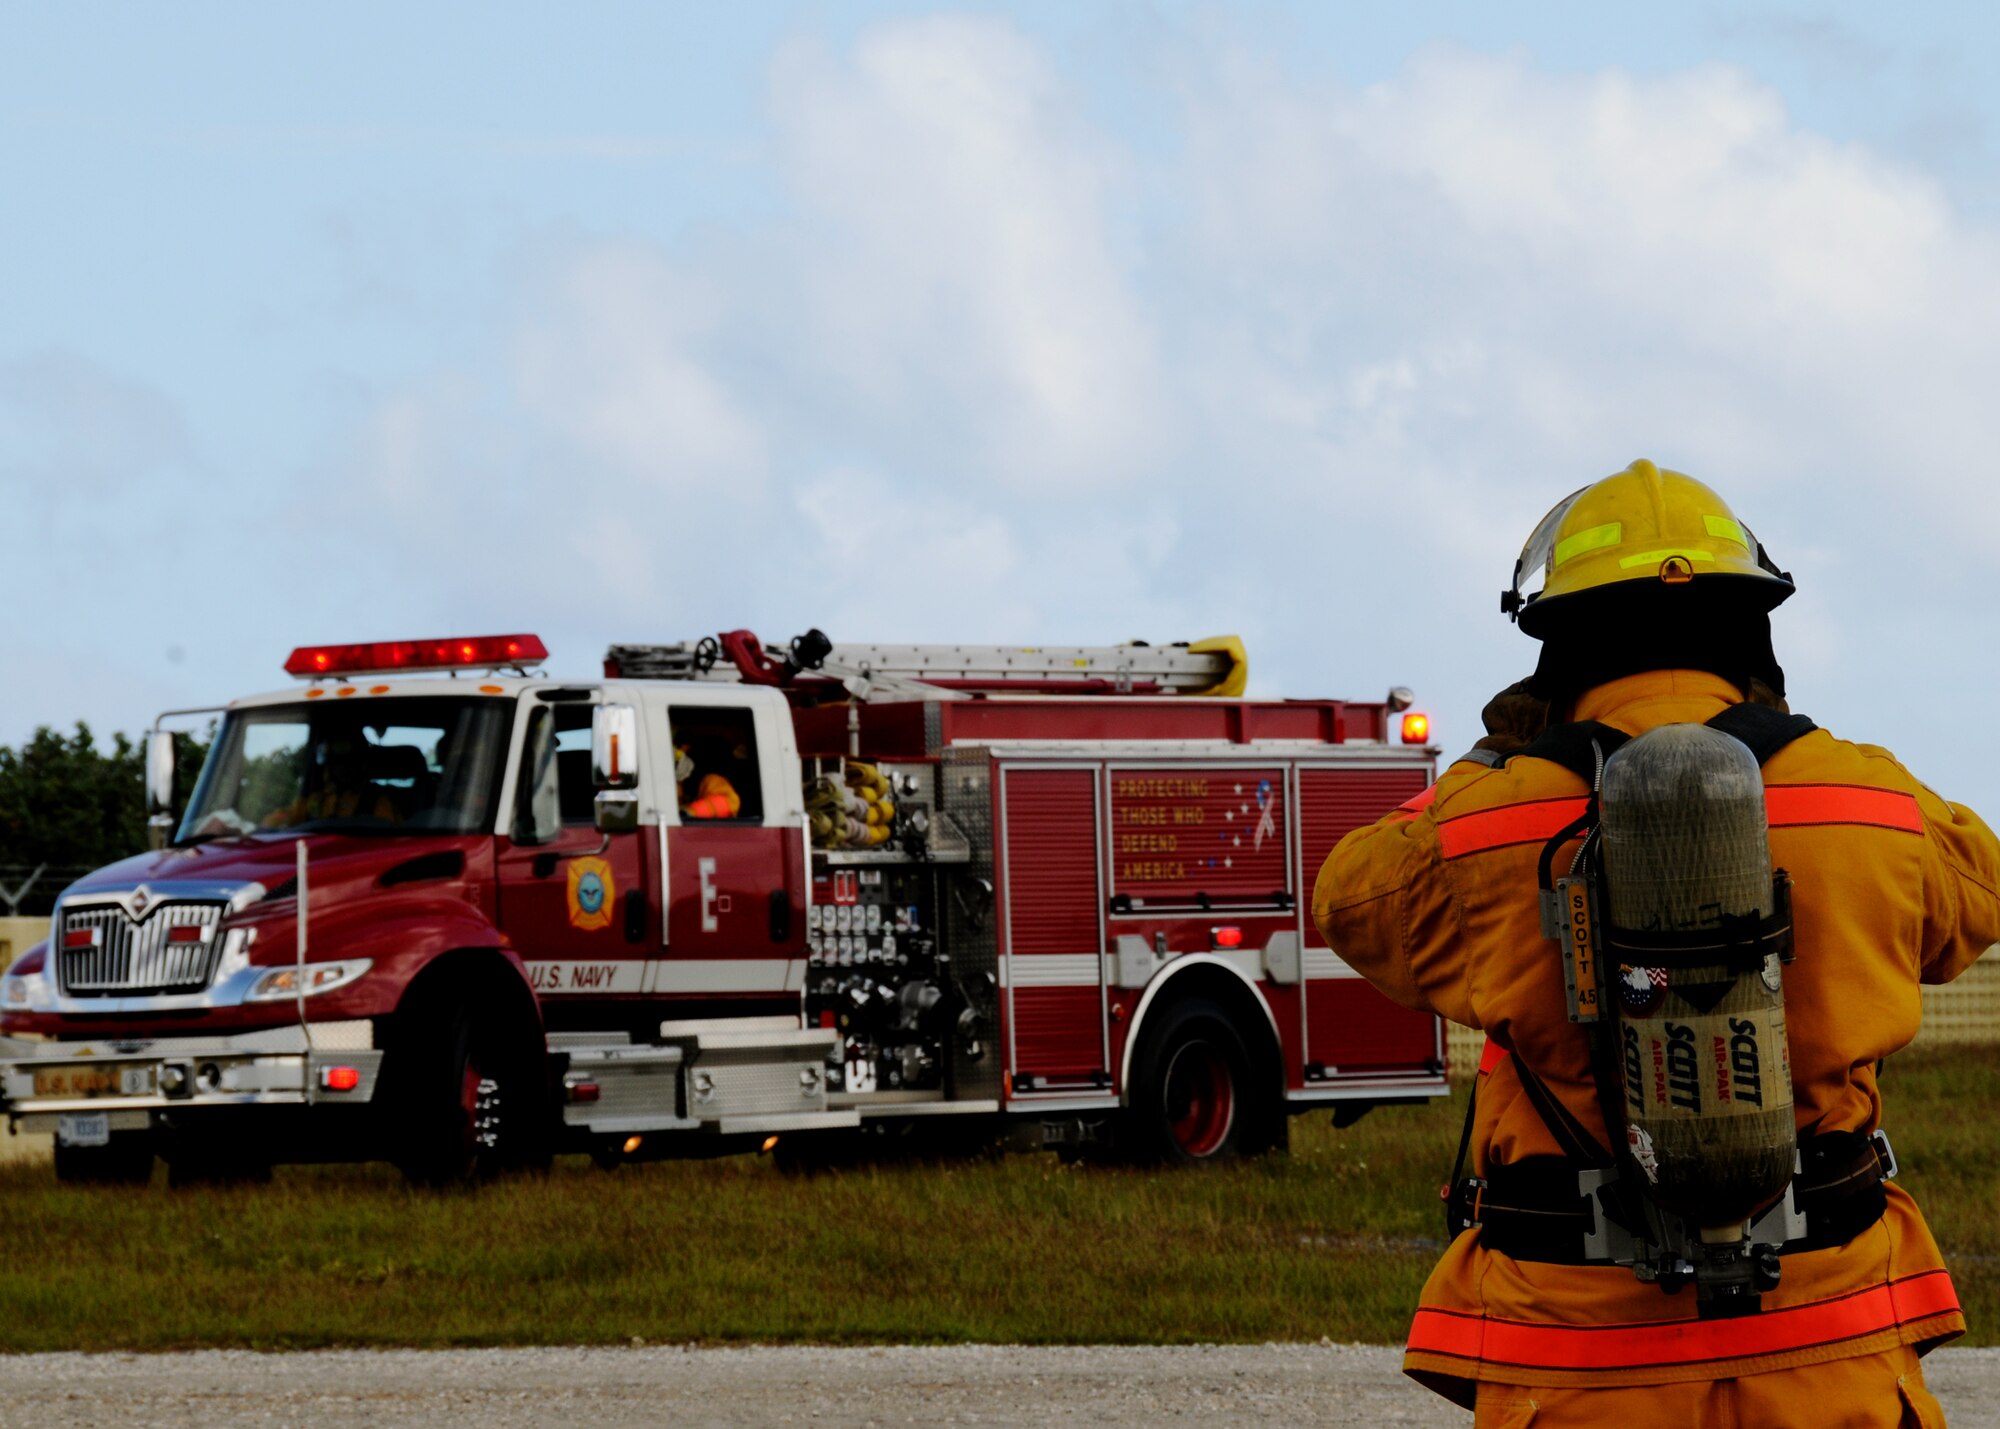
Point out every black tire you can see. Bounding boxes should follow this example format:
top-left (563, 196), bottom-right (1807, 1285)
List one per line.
top-left (389, 980), bottom-right (549, 1187)
top-left (1125, 997), bottom-right (1264, 1165)
top-left (53, 1133), bottom-right (156, 1186)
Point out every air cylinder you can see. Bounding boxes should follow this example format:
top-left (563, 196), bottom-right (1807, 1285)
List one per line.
top-left (1598, 723), bottom-right (1795, 1230)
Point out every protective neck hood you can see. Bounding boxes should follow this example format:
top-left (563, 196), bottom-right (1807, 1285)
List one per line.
top-left (1524, 582), bottom-right (1786, 708)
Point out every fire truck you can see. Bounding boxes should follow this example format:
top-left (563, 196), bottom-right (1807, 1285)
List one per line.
top-left (0, 630), bottom-right (1446, 1184)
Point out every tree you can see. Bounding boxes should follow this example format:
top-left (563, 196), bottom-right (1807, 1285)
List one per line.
top-left (0, 723), bottom-right (209, 914)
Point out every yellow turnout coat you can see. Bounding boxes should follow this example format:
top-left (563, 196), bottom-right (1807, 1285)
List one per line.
top-left (1313, 670), bottom-right (1999, 1407)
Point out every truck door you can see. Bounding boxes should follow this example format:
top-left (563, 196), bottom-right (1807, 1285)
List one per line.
top-left (496, 694), bottom-right (653, 998)
top-left (655, 700), bottom-right (806, 1003)
top-left (1294, 766), bottom-right (1439, 1076)
top-left (1000, 765), bottom-right (1108, 1090)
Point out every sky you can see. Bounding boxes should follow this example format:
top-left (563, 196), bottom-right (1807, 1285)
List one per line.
top-left (5, 2), bottom-right (2000, 810)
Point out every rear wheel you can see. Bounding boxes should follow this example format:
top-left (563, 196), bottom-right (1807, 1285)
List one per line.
top-left (1126, 997), bottom-right (1262, 1165)
top-left (53, 1133), bottom-right (156, 1186)
top-left (390, 981), bottom-right (548, 1186)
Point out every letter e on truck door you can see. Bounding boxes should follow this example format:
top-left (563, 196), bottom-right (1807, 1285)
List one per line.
top-left (657, 699), bottom-right (805, 1002)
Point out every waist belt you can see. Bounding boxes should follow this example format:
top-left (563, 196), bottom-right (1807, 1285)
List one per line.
top-left (1446, 1129), bottom-right (1896, 1266)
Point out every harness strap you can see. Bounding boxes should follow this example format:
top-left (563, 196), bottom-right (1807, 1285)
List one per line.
top-left (1705, 703), bottom-right (1820, 765)
top-left (1503, 719), bottom-right (1629, 782)
top-left (1452, 1131), bottom-right (1895, 1265)
top-left (1502, 704), bottom-right (1815, 781)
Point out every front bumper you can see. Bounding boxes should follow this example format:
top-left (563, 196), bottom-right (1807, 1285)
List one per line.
top-left (0, 1019), bottom-right (384, 1128)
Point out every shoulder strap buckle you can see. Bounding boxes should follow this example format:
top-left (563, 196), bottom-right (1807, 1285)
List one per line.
top-left (1871, 1129), bottom-right (1899, 1181)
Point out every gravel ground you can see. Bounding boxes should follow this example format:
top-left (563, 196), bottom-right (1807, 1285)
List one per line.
top-left (0, 1344), bottom-right (1995, 1428)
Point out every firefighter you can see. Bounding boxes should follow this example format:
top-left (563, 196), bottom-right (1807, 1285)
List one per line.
top-left (1314, 459), bottom-right (1999, 1425)
top-left (676, 742), bottom-right (741, 820)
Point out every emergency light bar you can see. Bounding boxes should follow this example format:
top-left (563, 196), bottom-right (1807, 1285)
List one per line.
top-left (284, 634), bottom-right (548, 678)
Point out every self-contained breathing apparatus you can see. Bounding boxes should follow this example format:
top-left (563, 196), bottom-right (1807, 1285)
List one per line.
top-left (1445, 704), bottom-right (1898, 1319)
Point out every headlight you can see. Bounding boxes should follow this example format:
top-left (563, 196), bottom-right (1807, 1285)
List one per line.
top-left (1, 976), bottom-right (29, 1009)
top-left (246, 959), bottom-right (371, 1002)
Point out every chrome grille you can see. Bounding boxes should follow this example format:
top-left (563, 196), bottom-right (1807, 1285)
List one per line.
top-left (57, 903), bottom-right (226, 996)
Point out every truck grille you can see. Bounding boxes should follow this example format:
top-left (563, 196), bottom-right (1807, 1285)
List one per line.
top-left (57, 902), bottom-right (226, 997)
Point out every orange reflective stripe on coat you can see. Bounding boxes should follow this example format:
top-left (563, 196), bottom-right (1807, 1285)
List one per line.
top-left (1766, 784), bottom-right (1923, 834)
top-left (1407, 1270), bottom-right (1960, 1373)
top-left (1438, 798), bottom-right (1589, 858)
top-left (685, 794), bottom-right (735, 819)
top-left (1439, 785), bottom-right (1923, 859)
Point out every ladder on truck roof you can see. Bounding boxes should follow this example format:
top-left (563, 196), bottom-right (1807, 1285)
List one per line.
top-left (604, 629), bottom-right (1249, 700)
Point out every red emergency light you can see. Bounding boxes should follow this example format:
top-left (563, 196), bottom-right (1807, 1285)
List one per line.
top-left (1400, 712), bottom-right (1430, 745)
top-left (319, 1065), bottom-right (362, 1093)
top-left (284, 634), bottom-right (548, 679)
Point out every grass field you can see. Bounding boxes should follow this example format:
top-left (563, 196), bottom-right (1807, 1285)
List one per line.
top-left (1, 1045), bottom-right (1994, 1353)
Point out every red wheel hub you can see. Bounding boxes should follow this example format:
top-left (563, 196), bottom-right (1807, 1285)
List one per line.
top-left (1163, 1040), bottom-right (1235, 1158)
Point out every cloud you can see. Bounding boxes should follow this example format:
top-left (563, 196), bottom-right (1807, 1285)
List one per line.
top-left (765, 16), bottom-right (1166, 487)
top-left (513, 243), bottom-right (769, 491)
top-left (307, 20), bottom-right (2000, 807)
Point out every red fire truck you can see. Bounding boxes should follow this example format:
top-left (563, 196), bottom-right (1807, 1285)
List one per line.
top-left (0, 630), bottom-right (1446, 1184)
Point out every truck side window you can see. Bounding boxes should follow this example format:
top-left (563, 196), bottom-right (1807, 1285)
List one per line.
top-left (513, 707), bottom-right (561, 844)
top-left (668, 708), bottom-right (762, 822)
top-left (552, 705), bottom-right (596, 825)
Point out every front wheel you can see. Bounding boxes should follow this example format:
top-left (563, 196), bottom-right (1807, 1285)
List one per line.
top-left (1126, 998), bottom-right (1262, 1165)
top-left (389, 984), bottom-right (548, 1186)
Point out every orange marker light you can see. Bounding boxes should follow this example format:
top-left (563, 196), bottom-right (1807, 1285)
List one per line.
top-left (1401, 712), bottom-right (1431, 745)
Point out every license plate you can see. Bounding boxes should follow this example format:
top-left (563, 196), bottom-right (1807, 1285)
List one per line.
top-left (33, 1065), bottom-right (154, 1099)
top-left (57, 1113), bottom-right (110, 1147)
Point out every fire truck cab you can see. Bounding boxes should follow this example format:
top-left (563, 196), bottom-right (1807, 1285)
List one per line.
top-left (0, 631), bottom-right (1447, 1183)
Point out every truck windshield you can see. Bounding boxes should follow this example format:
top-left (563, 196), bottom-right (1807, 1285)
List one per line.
top-left (176, 697), bottom-right (513, 840)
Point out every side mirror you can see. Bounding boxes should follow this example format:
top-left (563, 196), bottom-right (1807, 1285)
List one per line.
top-left (592, 704), bottom-right (641, 834)
top-left (146, 730), bottom-right (177, 850)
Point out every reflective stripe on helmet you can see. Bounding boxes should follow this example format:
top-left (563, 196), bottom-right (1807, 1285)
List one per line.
top-left (1616, 547), bottom-right (1717, 570)
top-left (1552, 522), bottom-right (1622, 568)
top-left (1405, 1269), bottom-right (1959, 1372)
top-left (1703, 514), bottom-right (1749, 548)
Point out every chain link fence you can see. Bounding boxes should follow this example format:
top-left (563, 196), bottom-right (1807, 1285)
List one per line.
top-left (0, 865), bottom-right (100, 919)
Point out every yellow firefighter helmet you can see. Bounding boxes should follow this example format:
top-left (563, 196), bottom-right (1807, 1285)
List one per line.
top-left (1504, 458), bottom-right (1794, 637)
